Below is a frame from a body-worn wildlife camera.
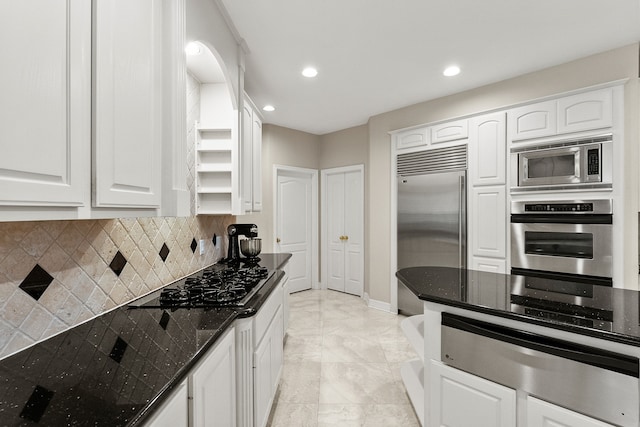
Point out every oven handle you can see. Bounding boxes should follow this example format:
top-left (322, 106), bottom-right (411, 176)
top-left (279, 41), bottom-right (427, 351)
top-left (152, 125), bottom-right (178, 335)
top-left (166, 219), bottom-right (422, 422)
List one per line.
top-left (510, 214), bottom-right (612, 224)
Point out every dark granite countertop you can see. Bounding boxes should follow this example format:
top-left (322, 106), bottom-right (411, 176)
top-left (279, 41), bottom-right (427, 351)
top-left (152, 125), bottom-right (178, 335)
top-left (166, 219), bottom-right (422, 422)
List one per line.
top-left (397, 266), bottom-right (640, 347)
top-left (0, 253), bottom-right (291, 427)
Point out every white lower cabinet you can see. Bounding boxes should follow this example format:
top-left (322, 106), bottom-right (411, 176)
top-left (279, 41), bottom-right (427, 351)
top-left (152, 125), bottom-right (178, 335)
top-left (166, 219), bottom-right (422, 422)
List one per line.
top-left (191, 327), bottom-right (236, 427)
top-left (254, 307), bottom-right (284, 427)
top-left (430, 361), bottom-right (516, 427)
top-left (527, 396), bottom-right (616, 427)
top-left (144, 380), bottom-right (189, 427)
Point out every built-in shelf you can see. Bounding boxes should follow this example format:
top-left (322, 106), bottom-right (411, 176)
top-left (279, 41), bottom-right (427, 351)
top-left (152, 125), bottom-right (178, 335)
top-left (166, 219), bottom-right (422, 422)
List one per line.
top-left (401, 315), bottom-right (425, 426)
top-left (401, 358), bottom-right (424, 426)
top-left (195, 121), bottom-right (237, 215)
top-left (401, 315), bottom-right (424, 361)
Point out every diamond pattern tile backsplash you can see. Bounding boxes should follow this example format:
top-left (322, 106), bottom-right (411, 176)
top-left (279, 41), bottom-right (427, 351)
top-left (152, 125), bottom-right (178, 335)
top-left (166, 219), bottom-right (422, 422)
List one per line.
top-left (0, 215), bottom-right (234, 360)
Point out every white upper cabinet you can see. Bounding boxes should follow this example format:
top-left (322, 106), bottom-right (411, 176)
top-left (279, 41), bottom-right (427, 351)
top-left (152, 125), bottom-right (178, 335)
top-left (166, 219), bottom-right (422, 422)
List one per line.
top-left (0, 1), bottom-right (90, 209)
top-left (241, 95), bottom-right (263, 213)
top-left (394, 127), bottom-right (429, 150)
top-left (0, 0), bottom-right (187, 221)
top-left (557, 88), bottom-right (612, 134)
top-left (394, 120), bottom-right (469, 152)
top-left (92, 0), bottom-right (162, 208)
top-left (508, 88), bottom-right (614, 142)
top-left (469, 112), bottom-right (506, 186)
top-left (431, 119), bottom-right (469, 144)
top-left (507, 100), bottom-right (557, 142)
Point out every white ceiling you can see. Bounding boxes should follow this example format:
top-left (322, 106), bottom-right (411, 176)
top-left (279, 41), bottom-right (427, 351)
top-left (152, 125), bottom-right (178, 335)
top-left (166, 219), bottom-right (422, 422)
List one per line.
top-left (219, 0), bottom-right (640, 135)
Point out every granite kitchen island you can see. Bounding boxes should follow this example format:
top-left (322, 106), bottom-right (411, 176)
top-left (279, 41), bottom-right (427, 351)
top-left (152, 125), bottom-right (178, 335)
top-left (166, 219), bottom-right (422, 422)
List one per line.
top-left (396, 266), bottom-right (640, 427)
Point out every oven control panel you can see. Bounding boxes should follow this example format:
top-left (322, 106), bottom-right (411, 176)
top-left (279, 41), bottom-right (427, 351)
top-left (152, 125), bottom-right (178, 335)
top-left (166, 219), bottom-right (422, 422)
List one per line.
top-left (511, 199), bottom-right (613, 215)
top-left (524, 202), bottom-right (593, 212)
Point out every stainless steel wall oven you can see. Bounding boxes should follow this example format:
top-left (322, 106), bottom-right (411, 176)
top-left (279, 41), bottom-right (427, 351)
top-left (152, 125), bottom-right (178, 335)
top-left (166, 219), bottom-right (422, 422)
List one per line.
top-left (510, 200), bottom-right (613, 285)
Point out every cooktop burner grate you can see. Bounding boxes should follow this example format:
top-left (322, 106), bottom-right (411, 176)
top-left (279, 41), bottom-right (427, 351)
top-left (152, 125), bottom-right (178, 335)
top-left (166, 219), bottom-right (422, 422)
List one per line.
top-left (151, 265), bottom-right (272, 308)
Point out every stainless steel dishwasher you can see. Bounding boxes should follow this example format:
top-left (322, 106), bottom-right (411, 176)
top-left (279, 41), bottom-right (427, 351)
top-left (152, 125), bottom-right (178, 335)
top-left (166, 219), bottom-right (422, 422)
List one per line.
top-left (441, 313), bottom-right (639, 427)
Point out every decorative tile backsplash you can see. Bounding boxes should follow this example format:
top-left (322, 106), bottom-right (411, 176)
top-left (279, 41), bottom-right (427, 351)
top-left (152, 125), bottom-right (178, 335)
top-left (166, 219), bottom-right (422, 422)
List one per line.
top-left (0, 216), bottom-right (234, 359)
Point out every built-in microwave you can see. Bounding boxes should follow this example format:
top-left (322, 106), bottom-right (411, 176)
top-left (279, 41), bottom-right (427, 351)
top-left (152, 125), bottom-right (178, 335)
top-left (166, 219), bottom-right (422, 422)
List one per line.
top-left (510, 134), bottom-right (612, 191)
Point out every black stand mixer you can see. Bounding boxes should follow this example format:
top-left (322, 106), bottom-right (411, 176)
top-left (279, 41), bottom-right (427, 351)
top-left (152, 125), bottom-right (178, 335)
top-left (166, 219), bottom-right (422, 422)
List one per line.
top-left (225, 223), bottom-right (259, 263)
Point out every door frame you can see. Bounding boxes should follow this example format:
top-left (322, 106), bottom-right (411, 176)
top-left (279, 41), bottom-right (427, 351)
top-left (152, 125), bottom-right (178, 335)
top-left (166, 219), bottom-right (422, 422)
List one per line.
top-left (273, 165), bottom-right (320, 289)
top-left (321, 164), bottom-right (364, 292)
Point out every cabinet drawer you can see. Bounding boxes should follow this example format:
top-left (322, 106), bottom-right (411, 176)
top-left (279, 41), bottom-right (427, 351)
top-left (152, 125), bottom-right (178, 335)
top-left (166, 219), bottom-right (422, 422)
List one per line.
top-left (254, 285), bottom-right (283, 344)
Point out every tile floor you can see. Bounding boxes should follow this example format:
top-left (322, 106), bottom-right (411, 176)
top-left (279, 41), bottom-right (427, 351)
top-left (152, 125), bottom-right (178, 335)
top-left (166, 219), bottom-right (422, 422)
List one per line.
top-left (267, 289), bottom-right (421, 427)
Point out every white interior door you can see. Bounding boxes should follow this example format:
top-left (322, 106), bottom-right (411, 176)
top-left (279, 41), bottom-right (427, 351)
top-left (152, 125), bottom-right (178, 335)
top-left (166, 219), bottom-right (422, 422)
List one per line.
top-left (326, 173), bottom-right (346, 291)
top-left (276, 168), bottom-right (316, 293)
top-left (322, 165), bottom-right (364, 297)
top-left (344, 170), bottom-right (364, 296)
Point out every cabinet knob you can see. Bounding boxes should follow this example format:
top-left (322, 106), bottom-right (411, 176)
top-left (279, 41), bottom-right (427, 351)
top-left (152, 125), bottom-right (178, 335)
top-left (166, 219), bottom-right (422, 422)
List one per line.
top-left (276, 238), bottom-right (281, 243)
top-left (344, 235), bottom-right (349, 241)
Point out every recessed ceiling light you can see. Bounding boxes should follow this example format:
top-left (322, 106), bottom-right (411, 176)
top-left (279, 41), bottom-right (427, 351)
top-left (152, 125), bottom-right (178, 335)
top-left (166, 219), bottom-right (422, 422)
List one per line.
top-left (443, 65), bottom-right (461, 77)
top-left (302, 67), bottom-right (318, 78)
top-left (263, 105), bottom-right (275, 112)
top-left (185, 42), bottom-right (202, 56)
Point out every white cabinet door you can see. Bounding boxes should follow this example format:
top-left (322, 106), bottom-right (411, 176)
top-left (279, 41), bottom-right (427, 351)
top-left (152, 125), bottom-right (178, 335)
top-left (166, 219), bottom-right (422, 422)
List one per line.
top-left (395, 127), bottom-right (429, 150)
top-left (241, 96), bottom-right (263, 213)
top-left (469, 112), bottom-right (506, 186)
top-left (252, 112), bottom-right (263, 211)
top-left (191, 328), bottom-right (236, 427)
top-left (430, 361), bottom-right (516, 427)
top-left (0, 0), bottom-right (90, 208)
top-left (471, 186), bottom-right (506, 259)
top-left (92, 0), bottom-right (162, 208)
top-left (242, 103), bottom-right (253, 212)
top-left (281, 272), bottom-right (290, 334)
top-left (527, 396), bottom-right (616, 427)
top-left (507, 100), bottom-right (557, 142)
top-left (144, 380), bottom-right (189, 427)
top-left (254, 307), bottom-right (283, 427)
top-left (324, 167), bottom-right (364, 296)
top-left (557, 88), bottom-right (612, 134)
top-left (431, 119), bottom-right (468, 144)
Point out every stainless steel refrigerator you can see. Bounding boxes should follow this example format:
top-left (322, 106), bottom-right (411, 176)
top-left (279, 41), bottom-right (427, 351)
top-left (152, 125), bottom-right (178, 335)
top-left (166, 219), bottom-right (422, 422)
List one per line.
top-left (397, 146), bottom-right (467, 315)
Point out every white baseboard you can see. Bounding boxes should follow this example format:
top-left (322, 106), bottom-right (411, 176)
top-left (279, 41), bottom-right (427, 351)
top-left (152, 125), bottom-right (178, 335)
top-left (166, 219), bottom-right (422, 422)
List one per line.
top-left (364, 292), bottom-right (393, 313)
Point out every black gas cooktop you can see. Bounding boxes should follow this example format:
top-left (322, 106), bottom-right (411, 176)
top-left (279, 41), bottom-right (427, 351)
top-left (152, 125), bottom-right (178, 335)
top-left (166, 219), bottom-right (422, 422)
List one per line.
top-left (130, 263), bottom-right (273, 309)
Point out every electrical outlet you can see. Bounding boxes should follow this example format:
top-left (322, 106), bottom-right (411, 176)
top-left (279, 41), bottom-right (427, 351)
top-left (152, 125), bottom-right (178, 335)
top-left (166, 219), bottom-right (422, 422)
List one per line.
top-left (199, 239), bottom-right (205, 255)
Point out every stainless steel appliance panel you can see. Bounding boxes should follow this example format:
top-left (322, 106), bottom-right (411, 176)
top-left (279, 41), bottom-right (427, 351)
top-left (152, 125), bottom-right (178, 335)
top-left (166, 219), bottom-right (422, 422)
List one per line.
top-left (511, 222), bottom-right (613, 278)
top-left (510, 134), bottom-right (612, 192)
top-left (397, 170), bottom-right (466, 315)
top-left (441, 314), bottom-right (639, 427)
top-left (510, 200), bottom-right (613, 279)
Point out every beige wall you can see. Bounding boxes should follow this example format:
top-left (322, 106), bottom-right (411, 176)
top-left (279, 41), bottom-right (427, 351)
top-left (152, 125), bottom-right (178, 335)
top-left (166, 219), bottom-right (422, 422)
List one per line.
top-left (319, 124), bottom-right (369, 169)
top-left (367, 43), bottom-right (640, 303)
top-left (238, 124), bottom-right (321, 252)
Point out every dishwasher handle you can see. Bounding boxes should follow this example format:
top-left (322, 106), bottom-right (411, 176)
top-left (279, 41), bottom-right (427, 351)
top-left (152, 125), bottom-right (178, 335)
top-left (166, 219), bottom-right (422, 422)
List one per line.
top-left (442, 313), bottom-right (639, 377)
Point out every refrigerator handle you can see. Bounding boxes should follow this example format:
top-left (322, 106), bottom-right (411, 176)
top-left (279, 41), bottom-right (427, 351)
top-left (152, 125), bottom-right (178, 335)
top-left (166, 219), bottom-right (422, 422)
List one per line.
top-left (459, 175), bottom-right (467, 269)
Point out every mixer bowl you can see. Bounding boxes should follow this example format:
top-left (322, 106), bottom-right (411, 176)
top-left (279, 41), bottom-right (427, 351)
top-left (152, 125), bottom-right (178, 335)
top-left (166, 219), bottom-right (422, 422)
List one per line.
top-left (240, 238), bottom-right (262, 258)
